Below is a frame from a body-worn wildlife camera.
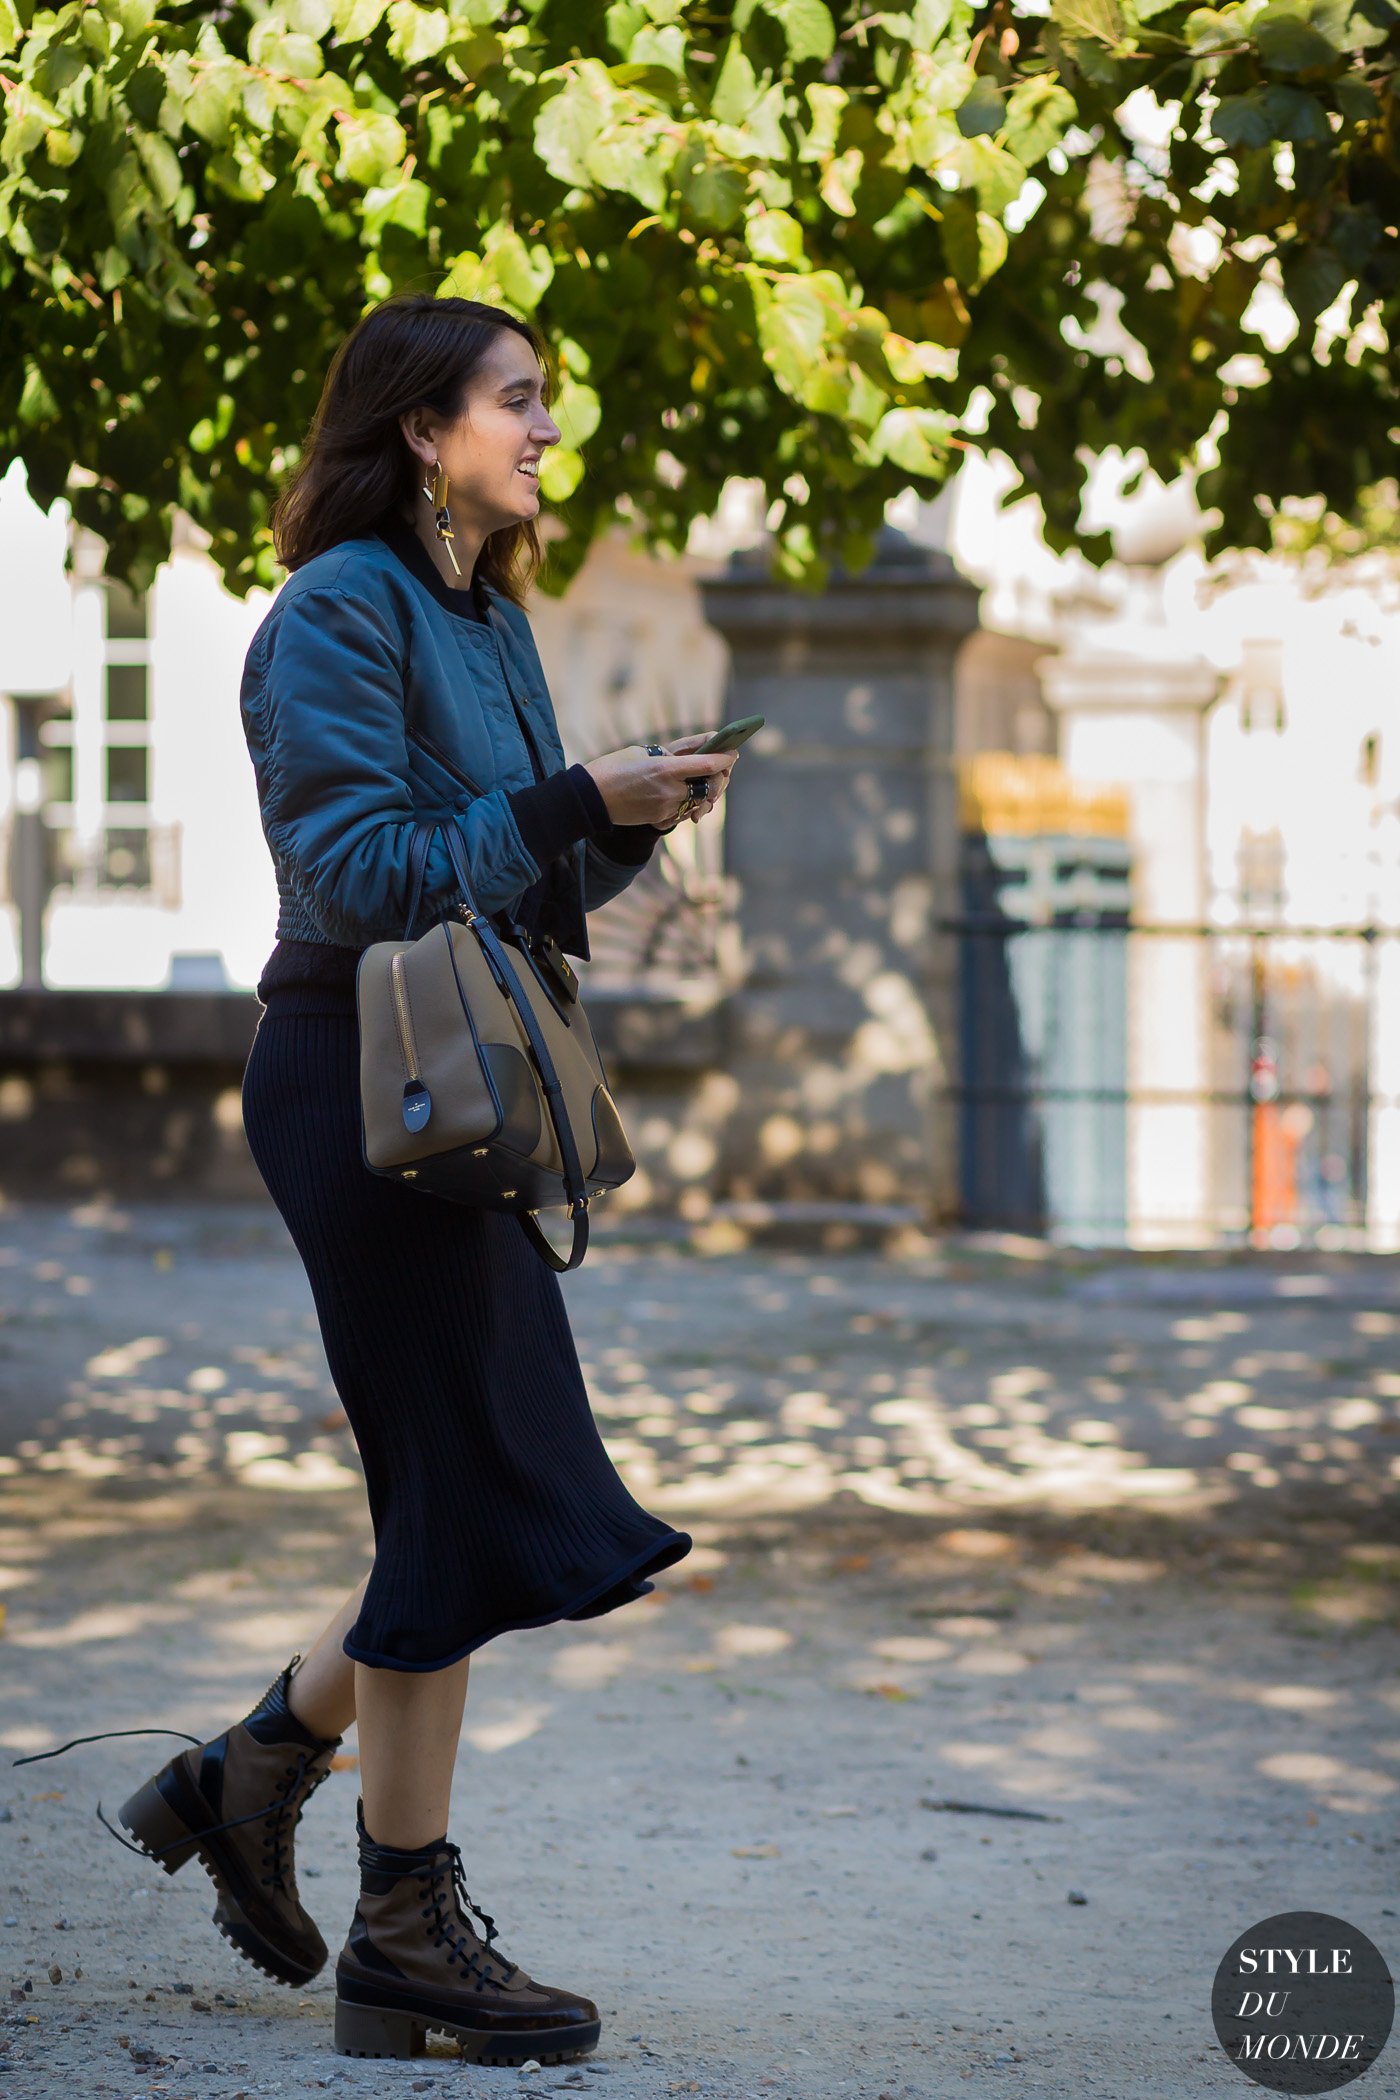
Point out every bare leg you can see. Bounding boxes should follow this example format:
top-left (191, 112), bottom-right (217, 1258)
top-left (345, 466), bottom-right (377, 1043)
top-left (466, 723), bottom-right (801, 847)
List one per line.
top-left (282, 1573), bottom-right (469, 1848)
top-left (355, 1657), bottom-right (471, 1851)
top-left (284, 1574), bottom-right (366, 1740)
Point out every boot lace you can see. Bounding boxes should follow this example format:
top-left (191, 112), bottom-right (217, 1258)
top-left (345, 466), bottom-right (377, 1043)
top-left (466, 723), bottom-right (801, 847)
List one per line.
top-left (418, 1841), bottom-right (520, 1992)
top-left (13, 1717), bottom-right (337, 1881)
top-left (259, 1748), bottom-right (335, 1892)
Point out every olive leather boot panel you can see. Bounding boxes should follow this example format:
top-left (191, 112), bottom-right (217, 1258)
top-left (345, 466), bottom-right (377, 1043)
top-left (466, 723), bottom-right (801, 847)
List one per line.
top-left (117, 1658), bottom-right (341, 1987)
top-left (334, 1815), bottom-right (600, 2065)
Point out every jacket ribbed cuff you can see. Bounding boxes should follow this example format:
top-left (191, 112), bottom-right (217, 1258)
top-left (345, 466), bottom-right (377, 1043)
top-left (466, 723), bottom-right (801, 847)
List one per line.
top-left (505, 764), bottom-right (606, 866)
top-left (506, 763), bottom-right (661, 870)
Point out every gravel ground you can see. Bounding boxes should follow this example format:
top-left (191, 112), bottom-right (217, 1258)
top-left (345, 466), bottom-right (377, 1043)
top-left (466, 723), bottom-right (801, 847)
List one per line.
top-left (1, 1199), bottom-right (1397, 2100)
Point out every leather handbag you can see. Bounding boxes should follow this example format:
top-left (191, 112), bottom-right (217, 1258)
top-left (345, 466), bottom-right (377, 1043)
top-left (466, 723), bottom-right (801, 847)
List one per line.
top-left (355, 816), bottom-right (635, 1271)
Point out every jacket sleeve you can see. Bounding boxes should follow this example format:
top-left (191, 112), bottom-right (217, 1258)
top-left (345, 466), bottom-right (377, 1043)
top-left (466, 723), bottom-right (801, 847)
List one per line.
top-left (244, 584), bottom-right (542, 943)
top-left (579, 828), bottom-right (662, 913)
top-left (488, 593), bottom-right (663, 916)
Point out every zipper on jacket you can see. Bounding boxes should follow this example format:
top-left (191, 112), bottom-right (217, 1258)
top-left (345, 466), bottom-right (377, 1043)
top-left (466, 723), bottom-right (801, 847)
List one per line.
top-left (389, 951), bottom-right (433, 1134)
top-left (406, 725), bottom-right (484, 797)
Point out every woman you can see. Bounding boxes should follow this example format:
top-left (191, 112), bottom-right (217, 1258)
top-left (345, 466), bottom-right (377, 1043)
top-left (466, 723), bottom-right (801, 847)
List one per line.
top-left (117, 294), bottom-right (736, 2065)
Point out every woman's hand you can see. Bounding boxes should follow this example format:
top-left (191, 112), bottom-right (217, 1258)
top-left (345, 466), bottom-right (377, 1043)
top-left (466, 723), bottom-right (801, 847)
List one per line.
top-left (583, 734), bottom-right (737, 830)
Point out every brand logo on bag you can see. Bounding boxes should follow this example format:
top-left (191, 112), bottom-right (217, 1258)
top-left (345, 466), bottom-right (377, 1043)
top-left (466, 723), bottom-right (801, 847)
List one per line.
top-left (402, 1085), bottom-right (432, 1133)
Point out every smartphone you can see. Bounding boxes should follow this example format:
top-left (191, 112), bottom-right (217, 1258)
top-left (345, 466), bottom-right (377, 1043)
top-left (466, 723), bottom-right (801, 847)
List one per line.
top-left (697, 714), bottom-right (765, 754)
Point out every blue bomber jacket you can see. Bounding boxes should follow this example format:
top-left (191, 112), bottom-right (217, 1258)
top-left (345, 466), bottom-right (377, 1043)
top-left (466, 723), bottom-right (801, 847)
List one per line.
top-left (239, 526), bottom-right (657, 960)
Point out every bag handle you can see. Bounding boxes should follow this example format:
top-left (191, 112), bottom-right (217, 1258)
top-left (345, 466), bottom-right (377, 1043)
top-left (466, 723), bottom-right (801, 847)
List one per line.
top-left (418, 817), bottom-right (591, 1273)
top-left (401, 812), bottom-right (526, 948)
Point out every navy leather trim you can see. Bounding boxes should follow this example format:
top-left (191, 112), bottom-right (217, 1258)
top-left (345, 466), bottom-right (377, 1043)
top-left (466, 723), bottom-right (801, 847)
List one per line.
top-left (441, 923), bottom-right (507, 1144)
top-left (198, 1736), bottom-right (227, 1819)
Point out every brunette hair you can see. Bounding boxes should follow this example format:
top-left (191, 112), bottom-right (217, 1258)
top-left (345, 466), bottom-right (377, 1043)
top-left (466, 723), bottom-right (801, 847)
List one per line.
top-left (270, 294), bottom-right (554, 603)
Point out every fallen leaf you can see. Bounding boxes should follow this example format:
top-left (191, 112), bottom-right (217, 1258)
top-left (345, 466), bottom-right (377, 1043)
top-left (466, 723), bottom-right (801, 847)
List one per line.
top-left (687, 1575), bottom-right (715, 1592)
top-left (730, 1843), bottom-right (780, 1858)
top-left (30, 1790), bottom-right (64, 1802)
top-left (865, 1682), bottom-right (912, 1701)
top-left (329, 1753), bottom-right (359, 1772)
top-left (835, 1554), bottom-right (870, 1573)
top-left (318, 1408), bottom-right (349, 1432)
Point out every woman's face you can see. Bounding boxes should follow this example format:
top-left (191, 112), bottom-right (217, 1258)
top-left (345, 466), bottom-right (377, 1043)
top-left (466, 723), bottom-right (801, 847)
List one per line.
top-left (413, 331), bottom-right (561, 531)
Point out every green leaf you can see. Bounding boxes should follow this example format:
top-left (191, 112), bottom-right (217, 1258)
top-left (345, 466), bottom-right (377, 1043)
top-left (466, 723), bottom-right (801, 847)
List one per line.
top-left (1212, 89), bottom-right (1276, 148)
top-left (1003, 77), bottom-right (1076, 165)
top-left (676, 141), bottom-right (748, 228)
top-left (1253, 5), bottom-right (1340, 73)
top-left (1216, 82), bottom-right (1333, 145)
top-left (584, 131), bottom-right (668, 210)
top-left (883, 330), bottom-right (958, 383)
top-left (949, 136), bottom-right (1029, 215)
top-left (940, 195), bottom-right (1007, 289)
top-left (1051, 0), bottom-right (1127, 44)
top-left (539, 446), bottom-right (584, 501)
top-left (331, 0), bottom-right (388, 34)
top-left (767, 0), bottom-right (836, 66)
top-left (758, 276), bottom-right (828, 391)
top-left (44, 123), bottom-right (84, 167)
top-left (1332, 76), bottom-right (1379, 124)
top-left (134, 126), bottom-right (183, 209)
top-left (712, 35), bottom-right (760, 123)
top-left (534, 74), bottom-right (609, 188)
top-left (956, 76), bottom-right (1006, 139)
top-left (628, 23), bottom-right (687, 74)
top-left (18, 361), bottom-right (59, 426)
top-left (483, 226), bottom-right (554, 310)
top-left (800, 80), bottom-right (846, 161)
top-left (247, 22), bottom-right (326, 75)
top-left (335, 110), bottom-right (408, 185)
top-left (820, 145), bottom-right (862, 216)
top-left (870, 405), bottom-right (950, 476)
top-left (386, 3), bottom-right (450, 65)
top-left (186, 60), bottom-right (245, 145)
top-left (909, 0), bottom-right (956, 51)
top-left (746, 205), bottom-right (805, 264)
top-left (1282, 243), bottom-right (1348, 325)
top-left (551, 377), bottom-right (601, 449)
top-left (362, 175), bottom-right (431, 237)
top-left (1183, 8), bottom-right (1239, 56)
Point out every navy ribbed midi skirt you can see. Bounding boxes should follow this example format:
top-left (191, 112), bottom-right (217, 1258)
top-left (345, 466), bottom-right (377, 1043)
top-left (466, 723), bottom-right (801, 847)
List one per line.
top-left (240, 974), bottom-right (692, 1672)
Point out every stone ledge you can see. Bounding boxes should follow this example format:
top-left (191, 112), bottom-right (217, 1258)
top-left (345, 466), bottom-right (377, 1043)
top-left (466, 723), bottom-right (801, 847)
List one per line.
top-left (0, 985), bottom-right (728, 1074)
top-left (0, 989), bottom-right (258, 1063)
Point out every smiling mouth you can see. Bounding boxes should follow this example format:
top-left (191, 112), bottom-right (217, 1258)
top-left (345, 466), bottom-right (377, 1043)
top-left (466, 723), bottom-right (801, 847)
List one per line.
top-left (516, 461), bottom-right (540, 482)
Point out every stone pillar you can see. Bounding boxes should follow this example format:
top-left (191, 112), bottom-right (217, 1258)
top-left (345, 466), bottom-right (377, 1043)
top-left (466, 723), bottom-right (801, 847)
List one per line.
top-left (1040, 651), bottom-right (1220, 1245)
top-left (699, 527), bottom-right (979, 1218)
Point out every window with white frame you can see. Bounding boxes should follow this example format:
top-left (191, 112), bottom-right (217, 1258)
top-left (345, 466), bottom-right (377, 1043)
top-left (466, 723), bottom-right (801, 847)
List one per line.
top-left (39, 577), bottom-right (176, 900)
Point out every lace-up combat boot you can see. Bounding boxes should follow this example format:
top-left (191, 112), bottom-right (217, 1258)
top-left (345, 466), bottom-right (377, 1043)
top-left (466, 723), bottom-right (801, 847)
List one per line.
top-left (116, 1656), bottom-right (341, 1986)
top-left (334, 1803), bottom-right (600, 2064)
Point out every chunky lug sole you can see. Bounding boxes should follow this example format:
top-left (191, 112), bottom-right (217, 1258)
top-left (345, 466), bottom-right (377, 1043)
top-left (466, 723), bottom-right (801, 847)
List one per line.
top-left (118, 1761), bottom-right (323, 1988)
top-left (334, 1985), bottom-right (600, 2066)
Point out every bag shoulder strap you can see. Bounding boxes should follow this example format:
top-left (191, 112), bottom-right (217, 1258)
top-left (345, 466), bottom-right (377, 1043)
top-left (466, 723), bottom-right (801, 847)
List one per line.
top-left (435, 819), bottom-right (591, 1273)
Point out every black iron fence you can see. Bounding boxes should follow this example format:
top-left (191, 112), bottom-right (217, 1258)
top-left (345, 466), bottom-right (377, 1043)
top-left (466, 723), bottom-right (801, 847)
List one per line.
top-left (943, 914), bottom-right (1399, 1247)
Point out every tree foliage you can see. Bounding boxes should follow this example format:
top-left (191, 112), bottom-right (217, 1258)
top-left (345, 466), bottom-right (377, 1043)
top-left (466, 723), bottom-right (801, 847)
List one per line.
top-left (0, 0), bottom-right (1396, 594)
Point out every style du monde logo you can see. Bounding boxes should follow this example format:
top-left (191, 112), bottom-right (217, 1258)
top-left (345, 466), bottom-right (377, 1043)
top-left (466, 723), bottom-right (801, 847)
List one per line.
top-left (1212, 1912), bottom-right (1395, 2093)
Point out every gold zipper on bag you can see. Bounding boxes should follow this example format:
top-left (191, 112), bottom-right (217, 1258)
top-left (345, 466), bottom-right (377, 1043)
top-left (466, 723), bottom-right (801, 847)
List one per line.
top-left (390, 951), bottom-right (433, 1135)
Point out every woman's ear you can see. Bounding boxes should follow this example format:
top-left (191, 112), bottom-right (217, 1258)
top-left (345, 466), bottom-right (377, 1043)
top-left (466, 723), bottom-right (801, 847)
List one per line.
top-left (398, 407), bottom-right (438, 470)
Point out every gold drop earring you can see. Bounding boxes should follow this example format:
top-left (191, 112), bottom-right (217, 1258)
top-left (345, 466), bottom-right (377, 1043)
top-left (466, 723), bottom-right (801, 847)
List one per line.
top-left (422, 457), bottom-right (461, 576)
